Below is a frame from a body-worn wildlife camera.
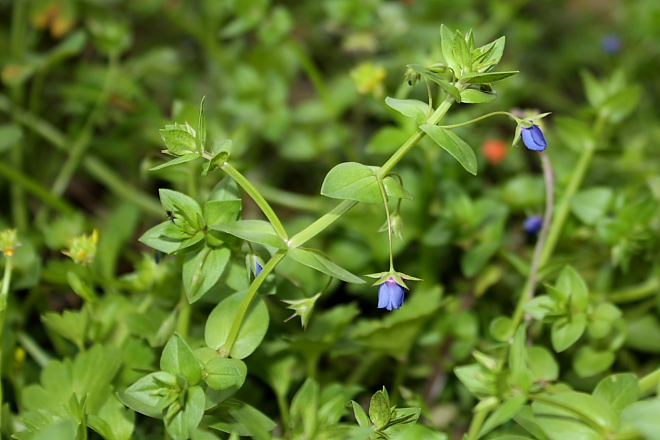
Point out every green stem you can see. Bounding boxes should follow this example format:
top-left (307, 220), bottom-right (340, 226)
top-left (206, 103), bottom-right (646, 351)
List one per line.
top-left (538, 116), bottom-right (604, 267)
top-left (609, 277), bottom-right (660, 303)
top-left (221, 162), bottom-right (288, 240)
top-left (0, 161), bottom-right (77, 215)
top-left (512, 151), bottom-right (554, 326)
top-left (0, 254), bottom-right (13, 425)
top-left (467, 409), bottom-right (489, 440)
top-left (377, 177), bottom-right (395, 271)
top-left (49, 53), bottom-right (119, 197)
top-left (16, 331), bottom-right (51, 368)
top-left (277, 392), bottom-right (291, 434)
top-left (439, 111), bottom-right (515, 129)
top-left (220, 250), bottom-right (287, 357)
top-left (638, 366), bottom-right (660, 395)
top-left (82, 156), bottom-right (163, 217)
top-left (288, 95), bottom-right (456, 249)
top-left (258, 183), bottom-right (326, 213)
top-left (176, 292), bottom-right (191, 338)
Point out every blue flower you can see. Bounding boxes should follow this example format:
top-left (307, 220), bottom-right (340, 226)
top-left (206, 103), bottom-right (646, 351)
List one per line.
top-left (521, 124), bottom-right (547, 152)
top-left (377, 277), bottom-right (405, 311)
top-left (524, 215), bottom-right (543, 234)
top-left (601, 34), bottom-right (621, 55)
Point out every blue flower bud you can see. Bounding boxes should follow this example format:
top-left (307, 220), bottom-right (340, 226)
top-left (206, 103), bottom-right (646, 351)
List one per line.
top-left (521, 124), bottom-right (547, 152)
top-left (377, 277), bottom-right (405, 311)
top-left (524, 215), bottom-right (543, 234)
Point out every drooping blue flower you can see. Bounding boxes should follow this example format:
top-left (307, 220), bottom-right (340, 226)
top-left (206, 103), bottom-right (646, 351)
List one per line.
top-left (521, 124), bottom-right (547, 152)
top-left (377, 277), bottom-right (405, 311)
top-left (524, 215), bottom-right (543, 234)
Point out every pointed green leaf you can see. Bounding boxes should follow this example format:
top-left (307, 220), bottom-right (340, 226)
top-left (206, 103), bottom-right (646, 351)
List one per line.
top-left (385, 97), bottom-right (429, 125)
top-left (159, 129), bottom-right (197, 155)
top-left (460, 71), bottom-right (518, 84)
top-left (478, 396), bottom-right (526, 438)
top-left (182, 245), bottom-right (231, 303)
top-left (150, 153), bottom-right (200, 171)
top-left (420, 125), bottom-right (477, 175)
top-left (407, 64), bottom-right (461, 102)
top-left (204, 358), bottom-right (247, 391)
top-left (551, 312), bottom-right (587, 352)
top-left (161, 334), bottom-right (202, 385)
top-left (205, 291), bottom-right (269, 359)
top-left (286, 248), bottom-right (365, 284)
top-left (210, 220), bottom-right (287, 249)
top-left (460, 88), bottom-right (497, 104)
top-left (320, 162), bottom-right (383, 203)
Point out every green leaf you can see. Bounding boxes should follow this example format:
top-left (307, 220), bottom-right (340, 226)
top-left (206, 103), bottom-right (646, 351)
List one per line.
top-left (384, 407), bottom-right (421, 436)
top-left (526, 346), bottom-right (559, 382)
top-left (165, 385), bottom-right (205, 440)
top-left (621, 400), bottom-right (660, 440)
top-left (539, 392), bottom-right (618, 432)
top-left (460, 71), bottom-right (518, 84)
top-left (159, 128), bottom-right (197, 155)
top-left (533, 400), bottom-right (602, 440)
top-left (551, 312), bottom-right (586, 352)
top-left (210, 220), bottom-right (287, 249)
top-left (161, 334), bottom-right (202, 386)
top-left (347, 401), bottom-right (371, 428)
top-left (150, 153), bottom-right (200, 171)
top-left (369, 390), bottom-right (390, 430)
top-left (203, 200), bottom-right (242, 226)
top-left (407, 64), bottom-right (461, 102)
top-left (205, 290), bottom-right (269, 359)
top-left (138, 221), bottom-right (204, 255)
top-left (573, 346), bottom-right (615, 378)
top-left (440, 24), bottom-right (459, 74)
top-left (509, 325), bottom-right (531, 393)
top-left (30, 419), bottom-right (78, 440)
top-left (478, 396), bottom-right (526, 438)
top-left (571, 188), bottom-right (613, 225)
top-left (204, 358), bottom-right (247, 391)
top-left (421, 125), bottom-right (477, 175)
top-left (454, 364), bottom-right (496, 397)
top-left (286, 248), bottom-right (365, 284)
top-left (41, 308), bottom-right (89, 351)
top-left (554, 117), bottom-right (596, 153)
top-left (453, 30), bottom-right (471, 73)
top-left (0, 123), bottom-right (23, 153)
top-left (599, 85), bottom-right (641, 123)
top-left (290, 379), bottom-right (320, 438)
top-left (489, 316), bottom-right (514, 342)
top-left (555, 266), bottom-right (589, 311)
top-left (383, 176), bottom-right (414, 200)
top-left (460, 88), bottom-right (497, 104)
top-left (159, 189), bottom-right (204, 230)
top-left (512, 406), bottom-right (546, 440)
top-left (594, 373), bottom-right (638, 415)
top-left (207, 399), bottom-right (276, 438)
top-left (182, 245), bottom-right (232, 303)
top-left (385, 97), bottom-right (429, 125)
top-left (208, 177), bottom-right (241, 202)
top-left (87, 395), bottom-right (135, 440)
top-left (197, 96), bottom-right (206, 153)
top-left (118, 371), bottom-right (178, 418)
top-left (320, 162), bottom-right (383, 204)
top-left (461, 242), bottom-right (499, 277)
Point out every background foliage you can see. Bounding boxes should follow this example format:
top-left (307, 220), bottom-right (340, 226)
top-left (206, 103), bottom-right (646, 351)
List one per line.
top-left (2, 0), bottom-right (660, 439)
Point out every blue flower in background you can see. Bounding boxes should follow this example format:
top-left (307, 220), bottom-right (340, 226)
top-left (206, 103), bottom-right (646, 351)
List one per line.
top-left (601, 34), bottom-right (622, 55)
top-left (377, 277), bottom-right (405, 311)
top-left (524, 215), bottom-right (543, 234)
top-left (521, 124), bottom-right (547, 152)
